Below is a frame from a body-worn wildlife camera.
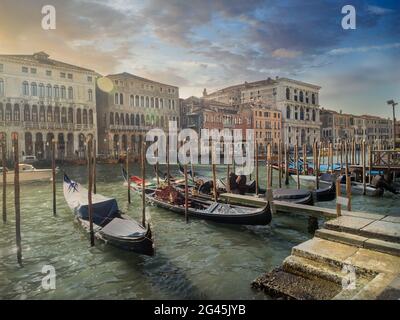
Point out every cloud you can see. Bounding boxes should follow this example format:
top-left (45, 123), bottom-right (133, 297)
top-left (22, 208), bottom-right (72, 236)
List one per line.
top-left (272, 48), bottom-right (302, 59)
top-left (328, 43), bottom-right (400, 55)
top-left (367, 5), bottom-right (395, 15)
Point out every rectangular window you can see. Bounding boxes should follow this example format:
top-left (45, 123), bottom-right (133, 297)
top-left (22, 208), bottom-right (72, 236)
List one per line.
top-left (31, 68), bottom-right (37, 74)
top-left (60, 72), bottom-right (66, 78)
top-left (22, 66), bottom-right (28, 73)
top-left (68, 73), bottom-right (73, 79)
top-left (46, 70), bottom-right (52, 76)
top-left (87, 76), bottom-right (92, 82)
top-left (0, 64), bottom-right (4, 72)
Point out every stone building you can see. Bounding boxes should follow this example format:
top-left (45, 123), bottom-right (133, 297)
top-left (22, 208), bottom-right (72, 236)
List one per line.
top-left (203, 77), bottom-right (321, 147)
top-left (249, 104), bottom-right (282, 151)
top-left (96, 72), bottom-right (180, 157)
top-left (320, 109), bottom-right (393, 147)
top-left (0, 52), bottom-right (98, 161)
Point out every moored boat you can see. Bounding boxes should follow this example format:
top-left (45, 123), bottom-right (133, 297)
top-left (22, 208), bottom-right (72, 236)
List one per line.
top-left (63, 174), bottom-right (154, 255)
top-left (0, 164), bottom-right (54, 184)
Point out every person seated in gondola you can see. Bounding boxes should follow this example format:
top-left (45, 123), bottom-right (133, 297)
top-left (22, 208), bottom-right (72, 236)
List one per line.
top-left (229, 173), bottom-right (247, 195)
top-left (198, 179), bottom-right (214, 195)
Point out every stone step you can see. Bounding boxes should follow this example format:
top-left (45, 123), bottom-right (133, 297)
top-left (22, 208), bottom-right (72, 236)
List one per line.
top-left (291, 237), bottom-right (375, 276)
top-left (316, 229), bottom-right (400, 257)
top-left (252, 267), bottom-right (342, 300)
top-left (324, 216), bottom-right (400, 244)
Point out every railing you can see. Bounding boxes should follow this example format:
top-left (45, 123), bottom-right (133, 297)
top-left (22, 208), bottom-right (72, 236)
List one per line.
top-left (371, 150), bottom-right (400, 167)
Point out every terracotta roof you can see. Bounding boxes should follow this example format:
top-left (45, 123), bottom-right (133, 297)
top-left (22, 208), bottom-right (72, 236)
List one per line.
top-left (0, 51), bottom-right (96, 73)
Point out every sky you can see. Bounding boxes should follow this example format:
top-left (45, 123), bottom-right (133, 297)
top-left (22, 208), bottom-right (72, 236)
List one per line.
top-left (0, 0), bottom-right (399, 118)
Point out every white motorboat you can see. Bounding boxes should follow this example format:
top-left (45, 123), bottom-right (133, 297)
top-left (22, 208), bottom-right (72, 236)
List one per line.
top-left (0, 164), bottom-right (54, 184)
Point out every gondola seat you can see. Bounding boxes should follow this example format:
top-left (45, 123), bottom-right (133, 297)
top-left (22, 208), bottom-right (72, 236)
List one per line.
top-left (100, 218), bottom-right (147, 238)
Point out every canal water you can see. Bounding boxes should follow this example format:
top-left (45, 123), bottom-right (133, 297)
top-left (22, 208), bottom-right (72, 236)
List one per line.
top-left (0, 163), bottom-right (399, 299)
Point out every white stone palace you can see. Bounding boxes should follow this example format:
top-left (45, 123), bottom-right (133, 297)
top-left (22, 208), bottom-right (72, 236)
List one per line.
top-left (204, 77), bottom-right (321, 147)
top-left (0, 52), bottom-right (98, 161)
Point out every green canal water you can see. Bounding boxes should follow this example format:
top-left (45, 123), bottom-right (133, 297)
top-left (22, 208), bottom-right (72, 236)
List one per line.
top-left (0, 164), bottom-right (399, 300)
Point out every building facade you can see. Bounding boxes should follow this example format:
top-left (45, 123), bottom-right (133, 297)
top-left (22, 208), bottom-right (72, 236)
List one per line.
top-left (320, 109), bottom-right (393, 147)
top-left (203, 77), bottom-right (321, 147)
top-left (96, 72), bottom-right (180, 157)
top-left (249, 104), bottom-right (282, 151)
top-left (0, 52), bottom-right (98, 161)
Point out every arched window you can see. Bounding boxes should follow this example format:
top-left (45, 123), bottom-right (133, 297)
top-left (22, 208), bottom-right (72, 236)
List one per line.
top-left (5, 104), bottom-right (12, 121)
top-left (120, 113), bottom-right (124, 125)
top-left (89, 110), bottom-right (94, 125)
top-left (125, 113), bottom-right (129, 126)
top-left (39, 84), bottom-right (45, 98)
top-left (46, 84), bottom-right (52, 97)
top-left (114, 93), bottom-right (119, 105)
top-left (54, 107), bottom-right (60, 123)
top-left (22, 81), bottom-right (29, 95)
top-left (13, 104), bottom-right (20, 121)
top-left (119, 93), bottom-right (123, 105)
top-left (146, 97), bottom-right (149, 108)
top-left (47, 106), bottom-right (53, 122)
top-left (155, 98), bottom-right (159, 108)
top-left (115, 113), bottom-right (120, 125)
top-left (135, 95), bottom-right (139, 107)
top-left (54, 86), bottom-right (60, 98)
top-left (160, 99), bottom-right (163, 109)
top-left (151, 97), bottom-right (154, 108)
top-left (141, 114), bottom-right (145, 125)
top-left (156, 116), bottom-right (159, 126)
top-left (312, 94), bottom-right (316, 105)
top-left (30, 83), bottom-right (37, 96)
top-left (160, 116), bottom-right (164, 127)
top-left (76, 109), bottom-right (81, 124)
top-left (0, 79), bottom-right (4, 96)
top-left (135, 114), bottom-right (140, 126)
top-left (68, 107), bottom-right (73, 123)
top-left (88, 89), bottom-right (93, 102)
top-left (172, 100), bottom-right (175, 109)
top-left (110, 112), bottom-right (114, 125)
top-left (299, 91), bottom-right (304, 103)
top-left (39, 105), bottom-right (45, 122)
top-left (32, 105), bottom-right (38, 122)
top-left (83, 109), bottom-right (88, 124)
top-left (146, 115), bottom-right (150, 125)
top-left (61, 107), bottom-right (67, 123)
top-left (0, 103), bottom-right (3, 121)
top-left (300, 107), bottom-right (304, 120)
top-left (312, 109), bottom-right (316, 122)
top-left (68, 87), bottom-right (73, 99)
top-left (61, 86), bottom-right (66, 99)
top-left (286, 87), bottom-right (290, 100)
top-left (24, 105), bottom-right (31, 121)
top-left (286, 106), bottom-right (291, 119)
top-left (140, 96), bottom-right (144, 107)
top-left (130, 95), bottom-right (134, 107)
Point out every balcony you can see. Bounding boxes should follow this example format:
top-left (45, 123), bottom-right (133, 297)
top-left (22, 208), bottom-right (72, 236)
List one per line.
top-left (0, 120), bottom-right (92, 132)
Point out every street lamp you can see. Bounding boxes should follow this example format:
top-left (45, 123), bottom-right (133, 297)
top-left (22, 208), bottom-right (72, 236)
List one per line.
top-left (387, 100), bottom-right (398, 149)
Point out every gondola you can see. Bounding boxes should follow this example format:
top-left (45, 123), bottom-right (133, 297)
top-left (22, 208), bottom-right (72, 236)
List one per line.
top-left (272, 189), bottom-right (314, 205)
top-left (144, 186), bottom-right (272, 226)
top-left (297, 173), bottom-right (384, 197)
top-left (63, 174), bottom-right (154, 256)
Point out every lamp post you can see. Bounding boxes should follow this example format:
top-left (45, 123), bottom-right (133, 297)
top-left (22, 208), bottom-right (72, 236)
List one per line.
top-left (387, 100), bottom-right (398, 149)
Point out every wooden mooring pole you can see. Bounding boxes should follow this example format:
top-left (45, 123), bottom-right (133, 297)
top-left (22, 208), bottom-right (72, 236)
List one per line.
top-left (13, 133), bottom-right (22, 265)
top-left (255, 143), bottom-right (259, 195)
top-left (1, 136), bottom-right (6, 224)
top-left (166, 137), bottom-right (171, 187)
top-left (336, 178), bottom-right (342, 217)
top-left (284, 143), bottom-right (289, 186)
top-left (303, 144), bottom-right (307, 175)
top-left (126, 146), bottom-right (131, 204)
top-left (295, 144), bottom-right (300, 189)
top-left (52, 139), bottom-right (56, 216)
top-left (87, 138), bottom-right (95, 247)
top-left (345, 142), bottom-right (352, 211)
top-left (141, 142), bottom-right (146, 227)
top-left (93, 140), bottom-right (97, 194)
top-left (278, 142), bottom-right (282, 188)
top-left (369, 143), bottom-right (373, 184)
top-left (184, 164), bottom-right (189, 223)
top-left (362, 140), bottom-right (366, 195)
